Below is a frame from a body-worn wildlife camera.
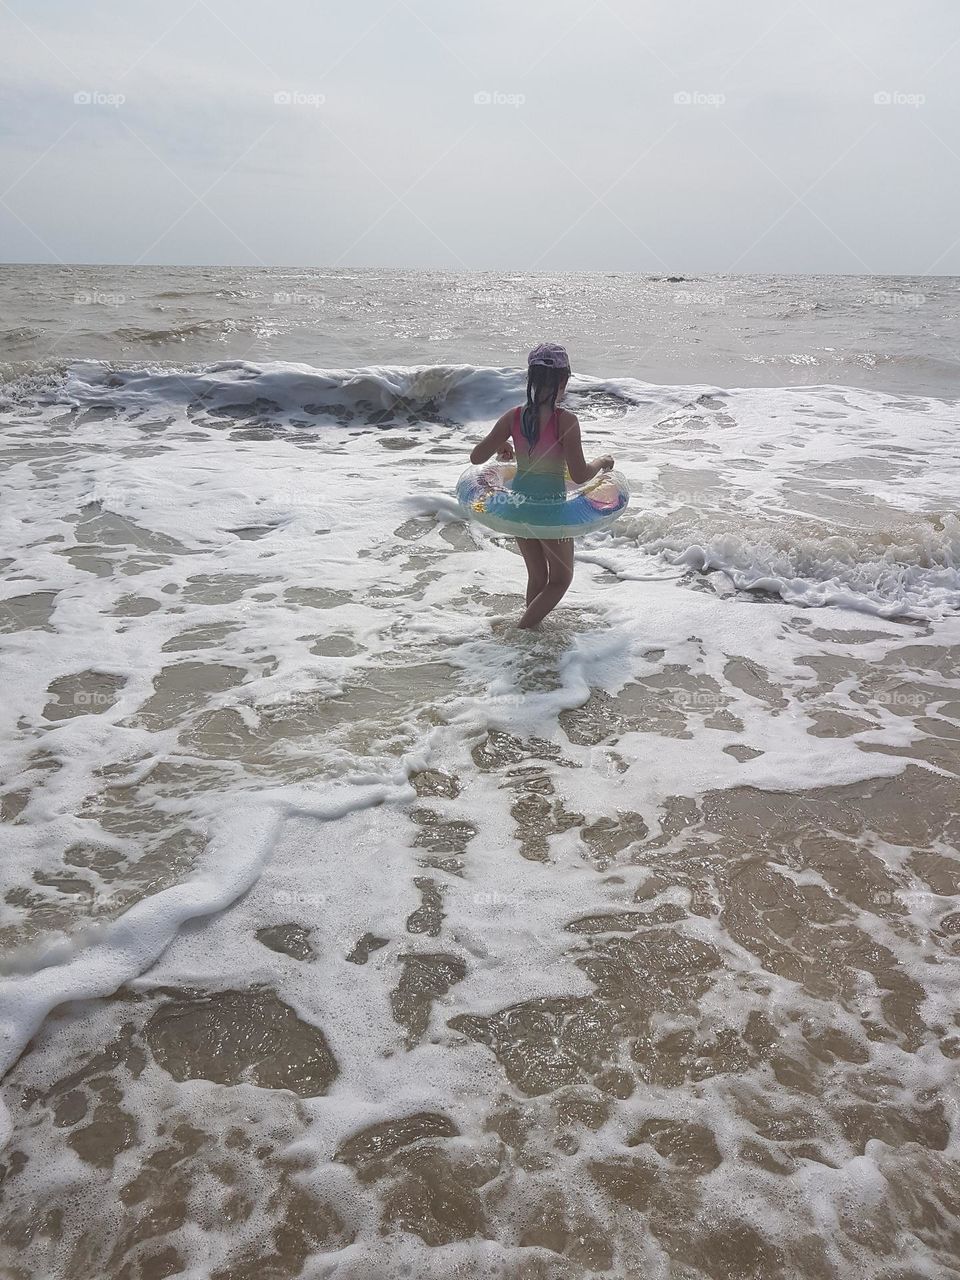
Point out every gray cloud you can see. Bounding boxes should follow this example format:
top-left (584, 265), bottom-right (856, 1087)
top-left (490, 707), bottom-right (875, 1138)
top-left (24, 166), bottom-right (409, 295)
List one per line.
top-left (1, 0), bottom-right (958, 270)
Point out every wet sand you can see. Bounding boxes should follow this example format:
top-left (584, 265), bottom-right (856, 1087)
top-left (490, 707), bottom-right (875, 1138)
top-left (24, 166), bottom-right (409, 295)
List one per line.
top-left (1, 373), bottom-right (959, 1278)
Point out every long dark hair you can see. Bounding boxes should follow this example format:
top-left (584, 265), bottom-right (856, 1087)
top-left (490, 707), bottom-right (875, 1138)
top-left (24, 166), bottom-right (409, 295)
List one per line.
top-left (520, 364), bottom-right (568, 451)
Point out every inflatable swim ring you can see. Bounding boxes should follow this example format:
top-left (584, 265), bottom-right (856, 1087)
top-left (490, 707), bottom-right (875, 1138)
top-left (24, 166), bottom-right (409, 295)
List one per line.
top-left (456, 462), bottom-right (630, 540)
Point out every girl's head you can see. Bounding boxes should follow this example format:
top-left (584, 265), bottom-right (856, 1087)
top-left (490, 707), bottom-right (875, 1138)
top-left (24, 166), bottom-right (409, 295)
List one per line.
top-left (521, 342), bottom-right (570, 449)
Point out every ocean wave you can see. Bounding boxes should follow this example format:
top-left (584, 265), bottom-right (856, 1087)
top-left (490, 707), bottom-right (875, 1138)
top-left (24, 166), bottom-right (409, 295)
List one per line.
top-left (773, 300), bottom-right (826, 318)
top-left (0, 359), bottom-right (702, 425)
top-left (112, 320), bottom-right (241, 344)
top-left (0, 327), bottom-right (46, 346)
top-left (2, 357), bottom-right (957, 621)
top-left (611, 508), bottom-right (960, 619)
top-left (0, 359), bottom-right (73, 400)
top-left (744, 350), bottom-right (960, 381)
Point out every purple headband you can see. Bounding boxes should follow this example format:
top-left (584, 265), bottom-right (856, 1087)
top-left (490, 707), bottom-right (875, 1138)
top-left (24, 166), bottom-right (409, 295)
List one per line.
top-left (527, 342), bottom-right (570, 370)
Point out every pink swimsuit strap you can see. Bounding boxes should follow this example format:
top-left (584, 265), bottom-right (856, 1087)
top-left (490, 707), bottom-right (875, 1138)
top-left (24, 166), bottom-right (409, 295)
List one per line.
top-left (512, 405), bottom-right (562, 457)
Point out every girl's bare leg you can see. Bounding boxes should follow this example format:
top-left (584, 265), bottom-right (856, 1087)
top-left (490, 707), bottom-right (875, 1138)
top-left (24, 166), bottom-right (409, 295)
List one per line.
top-left (517, 538), bottom-right (574, 629)
top-left (516, 538), bottom-right (548, 605)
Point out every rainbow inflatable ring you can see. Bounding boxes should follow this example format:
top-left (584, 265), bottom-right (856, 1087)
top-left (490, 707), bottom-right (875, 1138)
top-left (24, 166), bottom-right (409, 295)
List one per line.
top-left (456, 462), bottom-right (630, 540)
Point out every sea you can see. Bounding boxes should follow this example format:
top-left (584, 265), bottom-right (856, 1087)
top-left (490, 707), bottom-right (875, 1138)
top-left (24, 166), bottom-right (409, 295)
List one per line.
top-left (1, 265), bottom-right (959, 1279)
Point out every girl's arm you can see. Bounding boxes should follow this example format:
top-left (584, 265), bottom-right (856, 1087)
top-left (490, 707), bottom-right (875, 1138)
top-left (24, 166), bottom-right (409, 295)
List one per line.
top-left (558, 412), bottom-right (614, 484)
top-left (470, 411), bottom-right (514, 464)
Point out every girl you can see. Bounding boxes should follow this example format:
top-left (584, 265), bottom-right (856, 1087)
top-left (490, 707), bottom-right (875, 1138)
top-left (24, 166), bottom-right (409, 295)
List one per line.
top-left (470, 343), bottom-right (615, 630)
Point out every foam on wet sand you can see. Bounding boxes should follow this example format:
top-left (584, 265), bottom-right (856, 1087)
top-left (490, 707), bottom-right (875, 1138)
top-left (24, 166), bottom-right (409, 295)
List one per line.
top-left (0, 361), bottom-right (959, 1277)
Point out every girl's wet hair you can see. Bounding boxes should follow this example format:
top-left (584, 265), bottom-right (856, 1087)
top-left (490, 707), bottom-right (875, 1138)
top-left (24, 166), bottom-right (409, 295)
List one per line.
top-left (520, 362), bottom-right (569, 451)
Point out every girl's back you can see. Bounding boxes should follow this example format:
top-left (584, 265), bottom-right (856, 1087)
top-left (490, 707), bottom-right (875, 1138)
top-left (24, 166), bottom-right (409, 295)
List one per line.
top-left (466, 341), bottom-right (615, 628)
top-left (510, 404), bottom-right (565, 497)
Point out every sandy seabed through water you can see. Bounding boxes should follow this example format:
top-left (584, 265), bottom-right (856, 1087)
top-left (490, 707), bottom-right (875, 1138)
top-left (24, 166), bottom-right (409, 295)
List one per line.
top-left (0, 361), bottom-right (959, 1278)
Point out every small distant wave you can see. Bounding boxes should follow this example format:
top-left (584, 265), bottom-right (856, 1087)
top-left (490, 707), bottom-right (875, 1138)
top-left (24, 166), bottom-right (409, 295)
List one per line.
top-left (153, 288), bottom-right (256, 301)
top-left (0, 327), bottom-right (46, 347)
top-left (744, 350), bottom-right (960, 382)
top-left (112, 320), bottom-right (241, 344)
top-left (774, 300), bottom-right (826, 319)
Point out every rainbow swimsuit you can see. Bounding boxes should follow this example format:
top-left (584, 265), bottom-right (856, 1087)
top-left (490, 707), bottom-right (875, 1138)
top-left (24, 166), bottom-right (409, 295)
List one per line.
top-left (456, 406), bottom-right (630, 540)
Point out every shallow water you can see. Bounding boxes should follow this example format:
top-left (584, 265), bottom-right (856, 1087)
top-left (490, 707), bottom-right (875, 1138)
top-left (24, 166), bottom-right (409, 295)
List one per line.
top-left (2, 264), bottom-right (959, 395)
top-left (1, 280), bottom-right (960, 1276)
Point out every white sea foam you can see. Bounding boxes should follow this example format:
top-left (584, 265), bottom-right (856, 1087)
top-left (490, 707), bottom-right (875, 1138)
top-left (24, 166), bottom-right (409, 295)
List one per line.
top-left (7, 359), bottom-right (957, 614)
top-left (1, 358), bottom-right (959, 1275)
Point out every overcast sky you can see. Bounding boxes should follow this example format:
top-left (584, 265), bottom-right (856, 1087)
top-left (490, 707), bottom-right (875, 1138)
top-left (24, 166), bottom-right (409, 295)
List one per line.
top-left (1, 0), bottom-right (958, 272)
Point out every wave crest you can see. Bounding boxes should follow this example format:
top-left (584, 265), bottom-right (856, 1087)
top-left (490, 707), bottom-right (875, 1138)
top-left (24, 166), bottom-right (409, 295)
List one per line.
top-left (613, 508), bottom-right (960, 618)
top-left (0, 359), bottom-right (683, 424)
